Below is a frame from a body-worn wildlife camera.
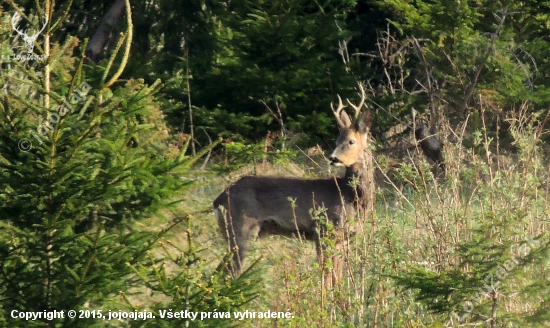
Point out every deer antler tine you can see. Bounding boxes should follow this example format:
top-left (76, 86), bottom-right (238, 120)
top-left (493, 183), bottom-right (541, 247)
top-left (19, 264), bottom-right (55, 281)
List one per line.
top-left (11, 13), bottom-right (26, 37)
top-left (346, 82), bottom-right (366, 119)
top-left (36, 14), bottom-right (49, 36)
top-left (358, 82), bottom-right (366, 108)
top-left (331, 94), bottom-right (347, 128)
top-left (336, 94), bottom-right (345, 112)
top-left (11, 12), bottom-right (20, 22)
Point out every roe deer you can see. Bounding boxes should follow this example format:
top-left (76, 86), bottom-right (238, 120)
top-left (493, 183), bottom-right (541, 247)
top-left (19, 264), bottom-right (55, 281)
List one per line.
top-left (213, 84), bottom-right (375, 286)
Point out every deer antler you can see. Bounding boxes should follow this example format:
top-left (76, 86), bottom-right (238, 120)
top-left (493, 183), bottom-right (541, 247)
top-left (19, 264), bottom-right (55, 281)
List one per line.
top-left (331, 94), bottom-right (352, 129)
top-left (346, 82), bottom-right (366, 119)
top-left (32, 15), bottom-right (48, 38)
top-left (331, 82), bottom-right (368, 128)
top-left (11, 13), bottom-right (26, 37)
top-left (10, 13), bottom-right (48, 38)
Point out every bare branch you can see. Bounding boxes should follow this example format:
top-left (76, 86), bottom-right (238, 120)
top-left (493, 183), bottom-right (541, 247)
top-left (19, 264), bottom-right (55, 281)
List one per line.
top-left (199, 127), bottom-right (212, 170)
top-left (412, 38), bottom-right (437, 130)
top-left (85, 0), bottom-right (126, 62)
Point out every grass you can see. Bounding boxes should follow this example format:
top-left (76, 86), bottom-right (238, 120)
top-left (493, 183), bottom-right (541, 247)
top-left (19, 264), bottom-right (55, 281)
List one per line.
top-left (125, 110), bottom-right (550, 327)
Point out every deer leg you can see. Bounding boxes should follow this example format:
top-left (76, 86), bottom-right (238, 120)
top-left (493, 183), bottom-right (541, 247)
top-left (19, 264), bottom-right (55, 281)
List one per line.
top-left (315, 224), bottom-right (345, 289)
top-left (314, 227), bottom-right (335, 289)
top-left (330, 232), bottom-right (345, 288)
top-left (230, 216), bottom-right (259, 276)
top-left (216, 207), bottom-right (258, 277)
top-left (215, 206), bottom-right (241, 276)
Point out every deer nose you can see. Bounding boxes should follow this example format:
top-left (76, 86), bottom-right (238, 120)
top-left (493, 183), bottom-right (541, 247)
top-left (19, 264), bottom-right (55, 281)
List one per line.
top-left (329, 156), bottom-right (341, 165)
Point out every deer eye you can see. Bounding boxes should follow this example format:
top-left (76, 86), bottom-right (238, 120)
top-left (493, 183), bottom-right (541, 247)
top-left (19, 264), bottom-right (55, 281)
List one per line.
top-left (348, 140), bottom-right (356, 145)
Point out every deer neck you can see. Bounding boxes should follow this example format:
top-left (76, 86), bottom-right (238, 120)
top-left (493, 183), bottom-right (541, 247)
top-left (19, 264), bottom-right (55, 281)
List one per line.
top-left (343, 156), bottom-right (374, 208)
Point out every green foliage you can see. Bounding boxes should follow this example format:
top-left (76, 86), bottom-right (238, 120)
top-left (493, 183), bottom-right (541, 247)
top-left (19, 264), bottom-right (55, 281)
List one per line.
top-left (198, 0), bottom-right (358, 145)
top-left (374, 0), bottom-right (550, 123)
top-left (0, 75), bottom-right (197, 327)
top-left (0, 6), bottom-right (245, 327)
top-left (213, 139), bottom-right (298, 173)
top-left (112, 0), bottom-right (362, 146)
top-left (7, 0), bottom-right (550, 148)
top-left (125, 217), bottom-right (262, 328)
top-left (4, 1), bottom-right (550, 327)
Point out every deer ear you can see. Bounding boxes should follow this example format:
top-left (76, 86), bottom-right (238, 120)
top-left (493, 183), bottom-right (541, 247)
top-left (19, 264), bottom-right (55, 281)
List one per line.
top-left (356, 110), bottom-right (372, 134)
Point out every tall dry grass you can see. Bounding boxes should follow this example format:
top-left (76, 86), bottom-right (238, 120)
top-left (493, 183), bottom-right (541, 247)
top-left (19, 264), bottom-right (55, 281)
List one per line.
top-left (146, 105), bottom-right (550, 327)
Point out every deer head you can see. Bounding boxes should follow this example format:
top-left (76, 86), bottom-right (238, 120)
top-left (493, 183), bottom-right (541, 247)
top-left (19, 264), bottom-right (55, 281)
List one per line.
top-left (11, 12), bottom-right (49, 53)
top-left (329, 83), bottom-right (372, 168)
